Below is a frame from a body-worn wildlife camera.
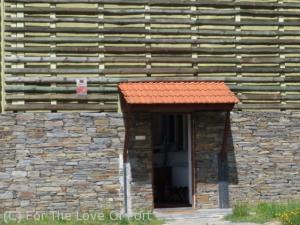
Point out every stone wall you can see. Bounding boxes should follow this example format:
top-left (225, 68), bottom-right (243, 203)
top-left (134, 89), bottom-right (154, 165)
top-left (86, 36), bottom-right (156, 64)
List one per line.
top-left (0, 113), bottom-right (125, 215)
top-left (127, 113), bottom-right (153, 212)
top-left (193, 111), bottom-right (300, 208)
top-left (229, 111), bottom-right (300, 204)
top-left (0, 111), bottom-right (299, 215)
top-left (193, 112), bottom-right (225, 208)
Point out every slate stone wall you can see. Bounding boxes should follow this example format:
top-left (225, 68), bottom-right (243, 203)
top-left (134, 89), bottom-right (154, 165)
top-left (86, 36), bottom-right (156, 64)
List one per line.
top-left (194, 111), bottom-right (300, 208)
top-left (229, 111), bottom-right (300, 205)
top-left (127, 113), bottom-right (153, 212)
top-left (0, 111), bottom-right (299, 215)
top-left (0, 113), bottom-right (125, 215)
top-left (193, 112), bottom-right (225, 208)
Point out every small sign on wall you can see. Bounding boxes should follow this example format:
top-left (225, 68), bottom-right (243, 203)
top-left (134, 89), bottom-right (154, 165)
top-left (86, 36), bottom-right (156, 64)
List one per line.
top-left (76, 78), bottom-right (88, 95)
top-left (135, 135), bottom-right (146, 141)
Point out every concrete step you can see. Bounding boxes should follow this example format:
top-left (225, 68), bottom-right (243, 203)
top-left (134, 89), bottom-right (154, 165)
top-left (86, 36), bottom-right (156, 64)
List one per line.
top-left (154, 208), bottom-right (232, 220)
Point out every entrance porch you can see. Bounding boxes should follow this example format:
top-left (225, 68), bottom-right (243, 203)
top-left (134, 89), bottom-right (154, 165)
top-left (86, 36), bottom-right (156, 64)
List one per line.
top-left (118, 81), bottom-right (239, 213)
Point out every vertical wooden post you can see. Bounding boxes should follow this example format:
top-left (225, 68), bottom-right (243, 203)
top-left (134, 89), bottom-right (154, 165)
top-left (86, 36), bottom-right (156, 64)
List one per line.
top-left (0, 0), bottom-right (4, 112)
top-left (13, 1), bottom-right (25, 110)
top-left (98, 1), bottom-right (105, 107)
top-left (190, 0), bottom-right (197, 76)
top-left (235, 0), bottom-right (242, 105)
top-left (278, 0), bottom-right (285, 109)
top-left (50, 2), bottom-right (57, 110)
top-left (145, 2), bottom-right (151, 77)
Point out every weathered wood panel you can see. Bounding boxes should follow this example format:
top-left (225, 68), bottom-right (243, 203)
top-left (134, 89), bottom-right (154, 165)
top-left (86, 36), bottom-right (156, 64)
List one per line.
top-left (0, 0), bottom-right (3, 112)
top-left (3, 0), bottom-right (300, 111)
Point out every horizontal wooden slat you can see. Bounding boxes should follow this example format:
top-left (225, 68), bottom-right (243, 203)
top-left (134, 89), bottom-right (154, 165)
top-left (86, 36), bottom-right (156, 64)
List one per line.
top-left (5, 56), bottom-right (238, 63)
top-left (6, 17), bottom-right (300, 27)
top-left (6, 26), bottom-right (300, 36)
top-left (6, 102), bottom-right (300, 111)
top-left (5, 77), bottom-right (126, 84)
top-left (4, 0), bottom-right (300, 9)
top-left (5, 103), bottom-right (117, 111)
top-left (6, 94), bottom-right (117, 101)
top-left (231, 85), bottom-right (300, 92)
top-left (6, 76), bottom-right (300, 84)
top-left (236, 104), bottom-right (300, 110)
top-left (5, 86), bottom-right (117, 93)
top-left (5, 84), bottom-right (300, 93)
top-left (3, 7), bottom-right (241, 16)
top-left (239, 94), bottom-right (300, 101)
top-left (5, 67), bottom-right (300, 74)
top-left (7, 37), bottom-right (300, 45)
top-left (6, 46), bottom-right (300, 54)
top-left (7, 7), bottom-right (300, 17)
top-left (7, 17), bottom-right (300, 27)
top-left (5, 56), bottom-right (300, 64)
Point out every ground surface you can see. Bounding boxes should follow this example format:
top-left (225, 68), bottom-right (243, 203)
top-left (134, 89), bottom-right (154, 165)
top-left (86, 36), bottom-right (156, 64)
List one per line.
top-left (154, 208), bottom-right (271, 225)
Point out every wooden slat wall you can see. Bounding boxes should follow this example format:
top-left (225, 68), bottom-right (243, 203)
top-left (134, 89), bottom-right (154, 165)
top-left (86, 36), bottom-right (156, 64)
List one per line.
top-left (3, 0), bottom-right (300, 112)
top-left (0, 0), bottom-right (3, 112)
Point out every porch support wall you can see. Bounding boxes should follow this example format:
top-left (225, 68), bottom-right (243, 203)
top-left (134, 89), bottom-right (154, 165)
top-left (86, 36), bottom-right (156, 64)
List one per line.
top-left (193, 111), bottom-right (226, 208)
top-left (126, 113), bottom-right (153, 211)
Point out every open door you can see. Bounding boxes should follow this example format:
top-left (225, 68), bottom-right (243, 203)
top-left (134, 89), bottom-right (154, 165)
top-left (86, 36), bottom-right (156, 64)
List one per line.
top-left (152, 114), bottom-right (192, 208)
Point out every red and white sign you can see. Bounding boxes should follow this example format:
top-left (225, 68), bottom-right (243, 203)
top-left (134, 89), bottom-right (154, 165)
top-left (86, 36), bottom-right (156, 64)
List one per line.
top-left (76, 78), bottom-right (88, 95)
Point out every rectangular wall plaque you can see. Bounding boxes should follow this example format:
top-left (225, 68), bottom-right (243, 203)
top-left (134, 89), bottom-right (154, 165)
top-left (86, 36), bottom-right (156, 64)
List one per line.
top-left (135, 136), bottom-right (146, 141)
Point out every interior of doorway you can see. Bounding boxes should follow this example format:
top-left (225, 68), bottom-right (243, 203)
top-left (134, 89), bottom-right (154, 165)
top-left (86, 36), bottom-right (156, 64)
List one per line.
top-left (152, 114), bottom-right (192, 208)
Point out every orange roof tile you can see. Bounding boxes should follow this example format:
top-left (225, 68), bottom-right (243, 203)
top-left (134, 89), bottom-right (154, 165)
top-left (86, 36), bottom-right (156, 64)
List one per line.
top-left (118, 81), bottom-right (239, 104)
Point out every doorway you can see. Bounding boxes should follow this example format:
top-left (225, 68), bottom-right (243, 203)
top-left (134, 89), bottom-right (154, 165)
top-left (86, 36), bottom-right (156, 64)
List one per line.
top-left (152, 114), bottom-right (192, 208)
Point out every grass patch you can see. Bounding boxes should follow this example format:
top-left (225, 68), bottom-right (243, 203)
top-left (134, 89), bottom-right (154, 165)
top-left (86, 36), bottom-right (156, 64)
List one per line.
top-left (225, 201), bottom-right (300, 224)
top-left (0, 211), bottom-right (163, 225)
top-left (279, 209), bottom-right (300, 225)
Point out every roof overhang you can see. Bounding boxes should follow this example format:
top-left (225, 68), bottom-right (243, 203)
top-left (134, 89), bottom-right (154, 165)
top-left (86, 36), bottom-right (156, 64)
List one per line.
top-left (118, 81), bottom-right (239, 112)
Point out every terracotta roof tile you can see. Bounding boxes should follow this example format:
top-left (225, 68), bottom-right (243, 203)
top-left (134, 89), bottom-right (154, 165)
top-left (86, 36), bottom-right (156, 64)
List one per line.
top-left (118, 81), bottom-right (239, 104)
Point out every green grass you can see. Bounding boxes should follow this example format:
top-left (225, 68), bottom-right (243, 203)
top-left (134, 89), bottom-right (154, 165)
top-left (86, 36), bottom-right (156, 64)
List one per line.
top-left (279, 209), bottom-right (300, 225)
top-left (0, 211), bottom-right (163, 225)
top-left (225, 201), bottom-right (300, 224)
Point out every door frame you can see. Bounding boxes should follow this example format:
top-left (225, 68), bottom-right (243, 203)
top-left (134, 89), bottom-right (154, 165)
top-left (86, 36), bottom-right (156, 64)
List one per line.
top-left (187, 114), bottom-right (193, 206)
top-left (151, 113), bottom-right (195, 208)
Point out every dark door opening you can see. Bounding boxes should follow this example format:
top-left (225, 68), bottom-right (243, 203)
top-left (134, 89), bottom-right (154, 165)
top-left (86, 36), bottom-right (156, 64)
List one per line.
top-left (152, 114), bottom-right (192, 208)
